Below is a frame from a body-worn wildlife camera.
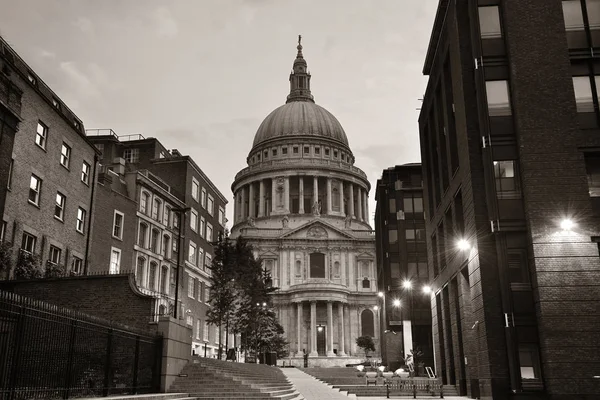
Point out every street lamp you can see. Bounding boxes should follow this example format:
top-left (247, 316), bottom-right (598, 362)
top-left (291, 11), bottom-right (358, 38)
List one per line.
top-left (172, 207), bottom-right (190, 319)
top-left (403, 280), bottom-right (412, 289)
top-left (422, 285), bottom-right (432, 295)
top-left (456, 238), bottom-right (471, 251)
top-left (560, 218), bottom-right (574, 231)
top-left (393, 299), bottom-right (401, 308)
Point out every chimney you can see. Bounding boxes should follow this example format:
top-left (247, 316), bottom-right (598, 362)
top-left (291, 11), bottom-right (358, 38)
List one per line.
top-left (171, 149), bottom-right (182, 157)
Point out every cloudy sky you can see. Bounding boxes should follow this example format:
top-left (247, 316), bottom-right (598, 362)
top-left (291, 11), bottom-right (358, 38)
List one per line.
top-left (0, 0), bottom-right (438, 226)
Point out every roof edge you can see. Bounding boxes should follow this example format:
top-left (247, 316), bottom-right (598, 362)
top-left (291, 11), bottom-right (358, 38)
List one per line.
top-left (423, 0), bottom-right (450, 75)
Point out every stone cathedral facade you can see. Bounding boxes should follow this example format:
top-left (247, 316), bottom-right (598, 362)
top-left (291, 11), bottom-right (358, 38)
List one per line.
top-left (230, 38), bottom-right (378, 366)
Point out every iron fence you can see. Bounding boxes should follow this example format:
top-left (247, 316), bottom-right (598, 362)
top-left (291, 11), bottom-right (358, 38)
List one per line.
top-left (0, 291), bottom-right (162, 400)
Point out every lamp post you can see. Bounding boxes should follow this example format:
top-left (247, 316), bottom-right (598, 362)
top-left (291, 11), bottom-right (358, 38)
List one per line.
top-left (172, 207), bottom-right (190, 319)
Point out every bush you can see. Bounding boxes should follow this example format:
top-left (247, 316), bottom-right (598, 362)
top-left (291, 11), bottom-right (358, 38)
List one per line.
top-left (45, 262), bottom-right (67, 278)
top-left (356, 335), bottom-right (376, 359)
top-left (0, 241), bottom-right (12, 278)
top-left (14, 251), bottom-right (43, 279)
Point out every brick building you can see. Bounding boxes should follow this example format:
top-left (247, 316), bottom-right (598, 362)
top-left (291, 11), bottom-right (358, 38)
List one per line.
top-left (0, 36), bottom-right (99, 276)
top-left (419, 1), bottom-right (600, 399)
top-left (87, 131), bottom-right (228, 357)
top-left (374, 163), bottom-right (433, 372)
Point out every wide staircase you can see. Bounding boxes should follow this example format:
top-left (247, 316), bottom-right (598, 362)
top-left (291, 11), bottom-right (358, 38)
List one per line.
top-left (169, 358), bottom-right (303, 400)
top-left (302, 367), bottom-right (459, 397)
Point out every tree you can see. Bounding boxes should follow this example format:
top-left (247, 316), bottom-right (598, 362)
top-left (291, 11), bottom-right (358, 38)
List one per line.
top-left (0, 241), bottom-right (12, 279)
top-left (356, 335), bottom-right (375, 359)
top-left (14, 251), bottom-right (43, 279)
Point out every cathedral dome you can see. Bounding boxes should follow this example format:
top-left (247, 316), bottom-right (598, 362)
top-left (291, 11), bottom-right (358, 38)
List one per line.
top-left (252, 101), bottom-right (349, 148)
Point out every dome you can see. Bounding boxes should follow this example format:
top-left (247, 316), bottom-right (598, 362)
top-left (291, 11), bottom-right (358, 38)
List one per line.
top-left (252, 101), bottom-right (349, 148)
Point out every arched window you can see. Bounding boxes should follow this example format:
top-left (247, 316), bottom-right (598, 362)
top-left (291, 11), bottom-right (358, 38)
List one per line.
top-left (333, 261), bottom-right (340, 277)
top-left (295, 260), bottom-right (302, 277)
top-left (164, 206), bottom-right (171, 226)
top-left (138, 223), bottom-right (148, 248)
top-left (361, 309), bottom-right (375, 337)
top-left (310, 253), bottom-right (325, 278)
top-left (162, 235), bottom-right (170, 258)
top-left (362, 278), bottom-right (371, 288)
top-left (149, 262), bottom-right (158, 291)
top-left (136, 257), bottom-right (146, 287)
top-left (152, 198), bottom-right (161, 220)
top-left (140, 191), bottom-right (150, 214)
top-left (151, 228), bottom-right (160, 253)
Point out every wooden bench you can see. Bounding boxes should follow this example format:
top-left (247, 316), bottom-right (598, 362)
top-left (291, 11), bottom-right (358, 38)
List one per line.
top-left (385, 378), bottom-right (444, 398)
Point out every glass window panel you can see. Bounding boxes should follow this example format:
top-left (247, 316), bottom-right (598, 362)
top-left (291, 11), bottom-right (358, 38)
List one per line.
top-left (388, 229), bottom-right (398, 244)
top-left (479, 6), bottom-right (502, 38)
top-left (413, 198), bottom-right (424, 213)
top-left (390, 262), bottom-right (401, 278)
top-left (403, 198), bottom-right (413, 212)
top-left (573, 76), bottom-right (594, 112)
top-left (562, 0), bottom-right (585, 30)
top-left (588, 0), bottom-right (600, 28)
top-left (389, 198), bottom-right (396, 213)
top-left (486, 80), bottom-right (512, 116)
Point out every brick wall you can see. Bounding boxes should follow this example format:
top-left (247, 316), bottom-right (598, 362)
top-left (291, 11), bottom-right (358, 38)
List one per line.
top-left (0, 274), bottom-right (157, 333)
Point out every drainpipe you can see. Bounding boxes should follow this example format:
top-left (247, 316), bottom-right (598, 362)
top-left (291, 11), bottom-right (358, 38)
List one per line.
top-left (83, 154), bottom-right (98, 275)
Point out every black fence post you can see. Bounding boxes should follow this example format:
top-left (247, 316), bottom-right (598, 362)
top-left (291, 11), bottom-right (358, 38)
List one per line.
top-left (152, 335), bottom-right (163, 393)
top-left (132, 336), bottom-right (140, 394)
top-left (102, 329), bottom-right (113, 397)
top-left (63, 320), bottom-right (77, 399)
top-left (8, 304), bottom-right (25, 400)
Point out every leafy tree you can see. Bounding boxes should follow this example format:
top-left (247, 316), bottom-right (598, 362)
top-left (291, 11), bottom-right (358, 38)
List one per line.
top-left (45, 262), bottom-right (67, 278)
top-left (14, 251), bottom-right (43, 279)
top-left (0, 241), bottom-right (12, 279)
top-left (356, 335), bottom-right (376, 359)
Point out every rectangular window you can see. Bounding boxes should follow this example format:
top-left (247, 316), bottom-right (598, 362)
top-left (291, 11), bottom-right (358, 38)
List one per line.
top-left (562, 0), bottom-right (585, 30)
top-left (186, 315), bottom-right (193, 326)
top-left (494, 160), bottom-right (519, 196)
top-left (200, 217), bottom-right (206, 238)
top-left (406, 228), bottom-right (416, 241)
top-left (76, 207), bottom-right (86, 233)
top-left (388, 229), bottom-right (398, 245)
top-left (403, 197), bottom-right (413, 213)
top-left (123, 148), bottom-right (139, 163)
top-left (192, 178), bottom-right (200, 202)
top-left (325, 148), bottom-right (330, 156)
top-left (198, 248), bottom-right (204, 269)
top-left (572, 76), bottom-right (596, 112)
top-left (584, 152), bottom-right (600, 196)
top-left (205, 286), bottom-right (210, 303)
top-left (110, 248), bottom-right (121, 273)
top-left (71, 256), bottom-right (83, 274)
top-left (29, 174), bottom-right (42, 206)
top-left (190, 209), bottom-right (198, 232)
top-left (49, 245), bottom-right (61, 264)
top-left (201, 188), bottom-right (207, 208)
top-left (518, 345), bottom-right (542, 381)
top-left (293, 146), bottom-right (299, 154)
top-left (272, 149), bottom-right (277, 156)
top-left (282, 147), bottom-right (288, 155)
top-left (81, 161), bottom-right (90, 184)
top-left (172, 236), bottom-right (179, 253)
top-left (315, 147), bottom-right (320, 155)
top-left (196, 319), bottom-right (201, 340)
top-left (7, 159), bottom-right (13, 189)
top-left (389, 198), bottom-right (396, 213)
top-left (173, 212), bottom-right (179, 228)
top-left (188, 276), bottom-right (195, 298)
top-left (28, 72), bottom-right (37, 85)
top-left (304, 146), bottom-right (310, 154)
top-left (203, 322), bottom-right (209, 341)
top-left (21, 232), bottom-right (36, 253)
top-left (55, 192), bottom-right (66, 220)
top-left (0, 221), bottom-right (6, 242)
top-left (60, 143), bottom-right (71, 168)
top-left (35, 121), bottom-right (48, 149)
top-left (588, 0), bottom-right (600, 29)
top-left (219, 207), bottom-right (226, 226)
top-left (189, 241), bottom-right (197, 264)
top-left (478, 6), bottom-right (502, 38)
top-left (95, 143), bottom-right (104, 155)
top-left (207, 195), bottom-right (214, 216)
top-left (486, 80), bottom-right (512, 116)
top-left (52, 97), bottom-right (61, 110)
top-left (413, 197), bottom-right (424, 213)
top-left (205, 254), bottom-right (212, 268)
top-left (206, 223), bottom-right (213, 242)
top-left (113, 211), bottom-right (124, 239)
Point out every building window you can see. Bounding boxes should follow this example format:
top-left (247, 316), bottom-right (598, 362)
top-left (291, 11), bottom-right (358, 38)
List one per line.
top-left (315, 147), bottom-right (320, 155)
top-left (81, 161), bottom-right (91, 184)
top-left (205, 253), bottom-right (212, 268)
top-left (149, 262), bottom-right (158, 291)
top-left (282, 147), bottom-right (288, 155)
top-left (295, 260), bottom-right (301, 277)
top-left (71, 256), bottom-right (83, 275)
top-left (403, 196), bottom-right (424, 214)
top-left (203, 322), bottom-right (209, 341)
top-left (257, 153), bottom-right (261, 161)
top-left (110, 248), bottom-right (121, 274)
top-left (73, 120), bottom-right (81, 130)
top-left (95, 143), bottom-right (104, 154)
top-left (293, 146), bottom-right (299, 154)
top-left (172, 236), bottom-right (179, 253)
top-left (219, 207), bottom-right (226, 227)
top-left (27, 72), bottom-right (37, 85)
top-left (478, 6), bottom-right (502, 38)
top-left (389, 198), bottom-right (396, 213)
top-left (562, 0), bottom-right (585, 30)
top-left (341, 154), bottom-right (345, 161)
top-left (200, 216), bottom-right (206, 238)
top-left (188, 276), bottom-right (195, 298)
top-left (205, 285), bottom-right (210, 303)
top-left (192, 178), bottom-right (200, 202)
top-left (53, 192), bottom-right (66, 221)
top-left (60, 143), bottom-right (71, 168)
top-left (309, 252), bottom-right (325, 278)
top-left (173, 212), bottom-right (179, 228)
top-left (201, 188), bottom-right (207, 208)
top-left (35, 121), bottom-right (47, 149)
top-left (136, 257), bottom-right (146, 287)
top-left (152, 198), bottom-right (162, 221)
top-left (207, 195), bottom-right (214, 216)
top-left (52, 97), bottom-right (61, 110)
top-left (584, 152), bottom-right (600, 196)
top-left (572, 76), bottom-right (597, 113)
top-left (76, 207), bottom-right (86, 233)
top-left (151, 228), bottom-right (160, 253)
top-left (304, 146), bottom-right (310, 154)
top-left (486, 80), bottom-right (512, 116)
top-left (29, 174), bottom-right (42, 206)
top-left (164, 206), bottom-right (171, 226)
top-left (189, 241), bottom-right (197, 264)
top-left (0, 221), bottom-right (6, 242)
top-left (138, 223), bottom-right (148, 247)
top-left (140, 191), bottom-right (149, 214)
top-left (360, 309), bottom-right (375, 336)
top-left (113, 211), bottom-right (124, 239)
top-left (264, 150), bottom-right (268, 159)
top-left (196, 319), bottom-right (201, 340)
top-left (198, 248), bottom-right (204, 269)
top-left (388, 229), bottom-right (398, 245)
top-left (206, 223), bottom-right (213, 242)
top-left (518, 345), bottom-right (543, 382)
top-left (272, 149), bottom-right (277, 157)
top-left (190, 209), bottom-right (198, 232)
top-left (325, 148), bottom-right (330, 156)
top-left (493, 160), bottom-right (519, 197)
top-left (48, 245), bottom-right (61, 265)
top-left (161, 266), bottom-right (169, 293)
top-left (333, 150), bottom-right (338, 158)
top-left (162, 235), bottom-right (170, 257)
top-left (333, 261), bottom-right (340, 277)
top-left (7, 159), bottom-right (13, 190)
top-left (123, 148), bottom-right (139, 163)
top-left (21, 232), bottom-right (36, 254)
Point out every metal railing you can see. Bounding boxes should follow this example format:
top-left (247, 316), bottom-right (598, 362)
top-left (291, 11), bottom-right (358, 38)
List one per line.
top-left (0, 290), bottom-right (162, 399)
top-left (85, 129), bottom-right (118, 138)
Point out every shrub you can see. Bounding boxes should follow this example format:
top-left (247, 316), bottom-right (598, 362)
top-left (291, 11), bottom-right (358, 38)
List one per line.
top-left (14, 251), bottom-right (43, 279)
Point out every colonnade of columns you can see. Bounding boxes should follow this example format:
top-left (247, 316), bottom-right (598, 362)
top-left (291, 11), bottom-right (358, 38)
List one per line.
top-left (234, 175), bottom-right (369, 224)
top-left (294, 300), bottom-right (348, 357)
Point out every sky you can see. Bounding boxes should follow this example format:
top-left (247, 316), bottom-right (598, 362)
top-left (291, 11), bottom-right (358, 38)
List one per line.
top-left (0, 0), bottom-right (438, 226)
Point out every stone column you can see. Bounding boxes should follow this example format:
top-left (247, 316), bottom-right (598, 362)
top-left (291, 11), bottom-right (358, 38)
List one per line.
top-left (357, 187), bottom-right (363, 221)
top-left (364, 190), bottom-right (369, 222)
top-left (271, 178), bottom-right (277, 213)
top-left (241, 185), bottom-right (247, 220)
top-left (327, 301), bottom-right (334, 356)
top-left (284, 176), bottom-right (290, 212)
top-left (349, 184), bottom-right (355, 217)
top-left (344, 304), bottom-right (351, 355)
top-left (339, 180), bottom-right (344, 214)
top-left (310, 301), bottom-right (318, 356)
top-left (313, 176), bottom-right (319, 207)
top-left (258, 180), bottom-right (265, 218)
top-left (233, 190), bottom-right (238, 224)
top-left (326, 178), bottom-right (332, 215)
top-left (338, 302), bottom-right (346, 356)
top-left (248, 183), bottom-right (255, 218)
top-left (296, 302), bottom-right (303, 356)
top-left (299, 176), bottom-right (305, 214)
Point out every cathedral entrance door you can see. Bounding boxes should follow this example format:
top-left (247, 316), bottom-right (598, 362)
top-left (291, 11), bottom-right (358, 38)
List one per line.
top-left (317, 325), bottom-right (326, 356)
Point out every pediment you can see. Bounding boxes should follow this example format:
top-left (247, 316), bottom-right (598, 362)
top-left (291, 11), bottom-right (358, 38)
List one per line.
top-left (279, 220), bottom-right (354, 240)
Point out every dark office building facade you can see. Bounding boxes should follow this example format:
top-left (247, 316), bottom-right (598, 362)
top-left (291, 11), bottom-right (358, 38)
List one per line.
top-left (419, 1), bottom-right (600, 399)
top-left (375, 164), bottom-right (434, 373)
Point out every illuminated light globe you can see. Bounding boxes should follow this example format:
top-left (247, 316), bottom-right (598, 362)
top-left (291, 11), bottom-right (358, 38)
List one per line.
top-left (560, 219), bottom-right (574, 231)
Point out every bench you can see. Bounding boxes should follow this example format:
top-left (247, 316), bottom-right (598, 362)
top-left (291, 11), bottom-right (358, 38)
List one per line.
top-left (386, 378), bottom-right (444, 398)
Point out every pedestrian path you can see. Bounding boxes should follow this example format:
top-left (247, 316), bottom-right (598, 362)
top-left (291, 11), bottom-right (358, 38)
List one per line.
top-left (281, 367), bottom-right (356, 399)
